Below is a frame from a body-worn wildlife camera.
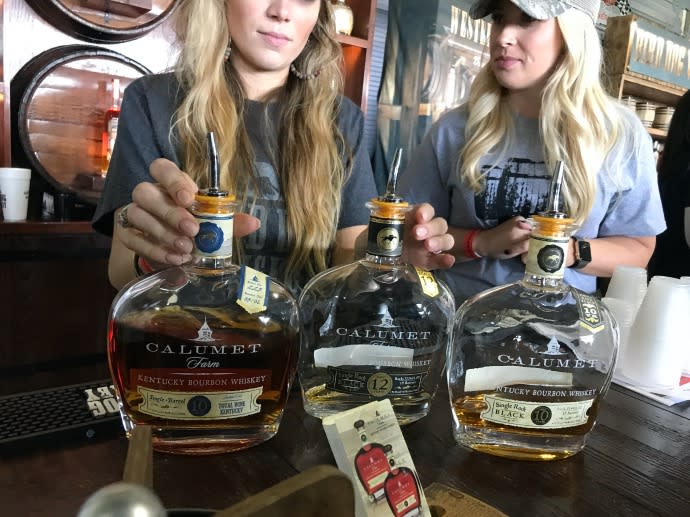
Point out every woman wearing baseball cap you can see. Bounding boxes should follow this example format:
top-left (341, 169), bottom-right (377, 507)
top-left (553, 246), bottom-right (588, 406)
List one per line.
top-left (399, 0), bottom-right (666, 303)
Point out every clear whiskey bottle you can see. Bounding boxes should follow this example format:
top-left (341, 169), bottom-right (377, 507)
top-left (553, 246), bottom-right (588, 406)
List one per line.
top-left (298, 150), bottom-right (455, 424)
top-left (448, 162), bottom-right (619, 460)
top-left (107, 133), bottom-right (300, 454)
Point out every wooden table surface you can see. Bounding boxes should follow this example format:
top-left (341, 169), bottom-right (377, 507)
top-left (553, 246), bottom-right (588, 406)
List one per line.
top-left (1, 383), bottom-right (689, 516)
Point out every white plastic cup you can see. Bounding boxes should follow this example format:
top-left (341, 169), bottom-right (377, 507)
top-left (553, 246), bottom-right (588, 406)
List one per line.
top-left (621, 276), bottom-right (690, 389)
top-left (0, 167), bottom-right (31, 222)
top-left (605, 265), bottom-right (648, 317)
top-left (681, 277), bottom-right (690, 375)
top-left (601, 297), bottom-right (635, 376)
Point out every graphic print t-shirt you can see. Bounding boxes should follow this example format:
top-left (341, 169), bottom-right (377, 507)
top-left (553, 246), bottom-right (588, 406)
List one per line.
top-left (92, 73), bottom-right (377, 294)
top-left (399, 105), bottom-right (665, 304)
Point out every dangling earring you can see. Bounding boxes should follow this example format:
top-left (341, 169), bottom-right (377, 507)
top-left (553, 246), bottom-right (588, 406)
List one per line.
top-left (290, 36), bottom-right (320, 79)
top-left (224, 39), bottom-right (232, 62)
top-left (290, 63), bottom-right (321, 80)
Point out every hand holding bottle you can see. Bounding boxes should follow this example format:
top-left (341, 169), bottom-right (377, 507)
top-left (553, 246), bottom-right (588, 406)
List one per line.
top-left (118, 158), bottom-right (261, 267)
top-left (472, 215), bottom-right (533, 260)
top-left (401, 202), bottom-right (456, 270)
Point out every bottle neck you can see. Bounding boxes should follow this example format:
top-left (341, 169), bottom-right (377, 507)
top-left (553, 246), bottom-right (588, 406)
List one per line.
top-left (364, 200), bottom-right (409, 262)
top-left (189, 193), bottom-right (237, 270)
top-left (364, 253), bottom-right (402, 266)
top-left (521, 215), bottom-right (574, 289)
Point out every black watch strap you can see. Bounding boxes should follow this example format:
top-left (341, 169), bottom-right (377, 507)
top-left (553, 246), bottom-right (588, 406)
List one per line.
top-left (571, 238), bottom-right (591, 269)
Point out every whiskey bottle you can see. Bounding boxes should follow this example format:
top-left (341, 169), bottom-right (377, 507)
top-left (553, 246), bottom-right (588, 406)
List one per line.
top-left (107, 133), bottom-right (300, 455)
top-left (384, 466), bottom-right (422, 517)
top-left (101, 77), bottom-right (122, 174)
top-left (353, 419), bottom-right (390, 502)
top-left (298, 149), bottom-right (455, 424)
top-left (448, 162), bottom-right (619, 460)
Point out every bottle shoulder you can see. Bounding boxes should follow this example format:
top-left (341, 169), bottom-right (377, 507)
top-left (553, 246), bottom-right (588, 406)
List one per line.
top-left (111, 264), bottom-right (298, 320)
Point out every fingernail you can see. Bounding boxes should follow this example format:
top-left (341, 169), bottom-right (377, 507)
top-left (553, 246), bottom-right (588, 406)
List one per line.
top-left (415, 227), bottom-right (428, 239)
top-left (177, 190), bottom-right (193, 205)
top-left (175, 238), bottom-right (192, 253)
top-left (180, 220), bottom-right (197, 236)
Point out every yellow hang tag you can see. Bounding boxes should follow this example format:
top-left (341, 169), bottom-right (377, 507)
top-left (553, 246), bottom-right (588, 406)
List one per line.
top-left (415, 267), bottom-right (439, 298)
top-left (237, 266), bottom-right (269, 314)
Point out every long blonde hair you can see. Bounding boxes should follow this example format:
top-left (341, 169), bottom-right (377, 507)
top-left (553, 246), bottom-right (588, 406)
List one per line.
top-left (172, 0), bottom-right (347, 285)
top-left (460, 10), bottom-right (624, 224)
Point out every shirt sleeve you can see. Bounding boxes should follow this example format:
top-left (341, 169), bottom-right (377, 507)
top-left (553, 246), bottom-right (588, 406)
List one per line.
top-left (91, 75), bottom-right (180, 236)
top-left (337, 98), bottom-right (378, 229)
top-left (598, 116), bottom-right (667, 237)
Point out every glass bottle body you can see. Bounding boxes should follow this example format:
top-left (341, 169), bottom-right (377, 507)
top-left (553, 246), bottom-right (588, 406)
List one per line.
top-left (101, 78), bottom-right (121, 174)
top-left (448, 216), bottom-right (618, 460)
top-left (108, 195), bottom-right (300, 455)
top-left (299, 256), bottom-right (454, 425)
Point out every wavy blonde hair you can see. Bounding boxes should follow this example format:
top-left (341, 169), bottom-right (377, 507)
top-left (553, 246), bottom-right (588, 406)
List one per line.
top-left (460, 10), bottom-right (625, 224)
top-left (172, 0), bottom-right (346, 285)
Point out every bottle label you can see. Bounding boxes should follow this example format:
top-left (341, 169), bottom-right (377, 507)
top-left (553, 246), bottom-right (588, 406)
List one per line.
top-left (525, 235), bottom-right (569, 278)
top-left (107, 116), bottom-right (118, 153)
top-left (481, 394), bottom-right (594, 429)
top-left (193, 213), bottom-right (234, 259)
top-left (355, 446), bottom-right (390, 494)
top-left (366, 216), bottom-right (404, 257)
top-left (138, 385), bottom-right (262, 420)
top-left (326, 367), bottom-right (426, 397)
top-left (237, 266), bottom-right (269, 314)
top-left (573, 291), bottom-right (606, 333)
top-left (415, 267), bottom-right (439, 297)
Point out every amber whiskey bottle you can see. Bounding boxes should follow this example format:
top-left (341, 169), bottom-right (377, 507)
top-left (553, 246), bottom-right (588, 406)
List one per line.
top-left (448, 162), bottom-right (619, 460)
top-left (107, 133), bottom-right (300, 454)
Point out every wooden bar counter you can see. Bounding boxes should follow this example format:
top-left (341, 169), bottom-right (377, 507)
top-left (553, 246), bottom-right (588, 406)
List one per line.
top-left (0, 221), bottom-right (115, 395)
top-left (1, 382), bottom-right (688, 516)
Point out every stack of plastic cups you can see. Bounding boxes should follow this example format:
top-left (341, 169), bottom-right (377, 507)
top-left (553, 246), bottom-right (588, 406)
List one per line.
top-left (681, 277), bottom-right (690, 379)
top-left (619, 276), bottom-right (690, 390)
top-left (604, 266), bottom-right (649, 375)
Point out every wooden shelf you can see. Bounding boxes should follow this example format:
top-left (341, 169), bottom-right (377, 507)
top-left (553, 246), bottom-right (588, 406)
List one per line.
top-left (612, 71), bottom-right (686, 108)
top-left (647, 127), bottom-right (668, 140)
top-left (336, 34), bottom-right (368, 49)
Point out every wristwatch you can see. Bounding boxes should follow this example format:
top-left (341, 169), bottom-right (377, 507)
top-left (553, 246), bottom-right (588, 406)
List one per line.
top-left (571, 238), bottom-right (591, 269)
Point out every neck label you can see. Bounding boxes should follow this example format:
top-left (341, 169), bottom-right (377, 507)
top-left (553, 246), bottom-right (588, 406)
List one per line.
top-left (193, 212), bottom-right (234, 259)
top-left (367, 217), bottom-right (404, 257)
top-left (525, 235), bottom-right (569, 278)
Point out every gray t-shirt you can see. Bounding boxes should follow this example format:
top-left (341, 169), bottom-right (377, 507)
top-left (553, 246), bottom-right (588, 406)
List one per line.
top-left (399, 105), bottom-right (666, 304)
top-left (93, 73), bottom-right (377, 291)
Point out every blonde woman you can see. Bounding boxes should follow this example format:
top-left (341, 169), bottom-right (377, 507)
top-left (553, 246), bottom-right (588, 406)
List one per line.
top-left (400, 0), bottom-right (665, 303)
top-left (93, 0), bottom-right (454, 291)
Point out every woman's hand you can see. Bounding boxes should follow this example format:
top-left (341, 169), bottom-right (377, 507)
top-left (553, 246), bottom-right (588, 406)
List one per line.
top-left (473, 216), bottom-right (533, 260)
top-left (109, 158), bottom-right (260, 289)
top-left (401, 203), bottom-right (456, 270)
top-left (118, 158), bottom-right (200, 267)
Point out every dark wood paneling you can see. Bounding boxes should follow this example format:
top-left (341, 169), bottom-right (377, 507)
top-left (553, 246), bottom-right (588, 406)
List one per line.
top-left (0, 222), bottom-right (116, 395)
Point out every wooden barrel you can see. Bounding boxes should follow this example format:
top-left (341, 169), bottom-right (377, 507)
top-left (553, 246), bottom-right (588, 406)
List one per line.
top-left (25, 0), bottom-right (179, 43)
top-left (11, 45), bottom-right (150, 217)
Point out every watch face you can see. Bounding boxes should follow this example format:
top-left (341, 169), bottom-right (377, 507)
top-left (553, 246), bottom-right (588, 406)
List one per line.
top-left (578, 240), bottom-right (592, 262)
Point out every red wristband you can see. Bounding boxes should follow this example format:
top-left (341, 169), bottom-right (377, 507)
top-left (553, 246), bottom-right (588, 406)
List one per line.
top-left (134, 254), bottom-right (155, 276)
top-left (464, 229), bottom-right (483, 259)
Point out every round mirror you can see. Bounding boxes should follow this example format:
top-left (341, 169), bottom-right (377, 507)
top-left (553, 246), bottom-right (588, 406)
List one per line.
top-left (11, 45), bottom-right (151, 204)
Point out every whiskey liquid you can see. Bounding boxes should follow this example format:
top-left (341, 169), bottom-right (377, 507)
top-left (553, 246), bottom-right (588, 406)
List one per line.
top-left (452, 392), bottom-right (601, 460)
top-left (109, 305), bottom-right (298, 454)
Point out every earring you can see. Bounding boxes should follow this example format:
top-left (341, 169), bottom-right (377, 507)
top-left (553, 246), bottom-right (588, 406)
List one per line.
top-left (224, 40), bottom-right (232, 62)
top-left (290, 63), bottom-right (321, 80)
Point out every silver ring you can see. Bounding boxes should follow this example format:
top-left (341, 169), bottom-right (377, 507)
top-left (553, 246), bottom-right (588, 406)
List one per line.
top-left (118, 205), bottom-right (133, 229)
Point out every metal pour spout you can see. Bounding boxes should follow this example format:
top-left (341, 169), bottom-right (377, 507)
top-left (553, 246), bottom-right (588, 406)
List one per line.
top-left (381, 148), bottom-right (404, 203)
top-left (205, 131), bottom-right (227, 196)
top-left (542, 161), bottom-right (567, 218)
